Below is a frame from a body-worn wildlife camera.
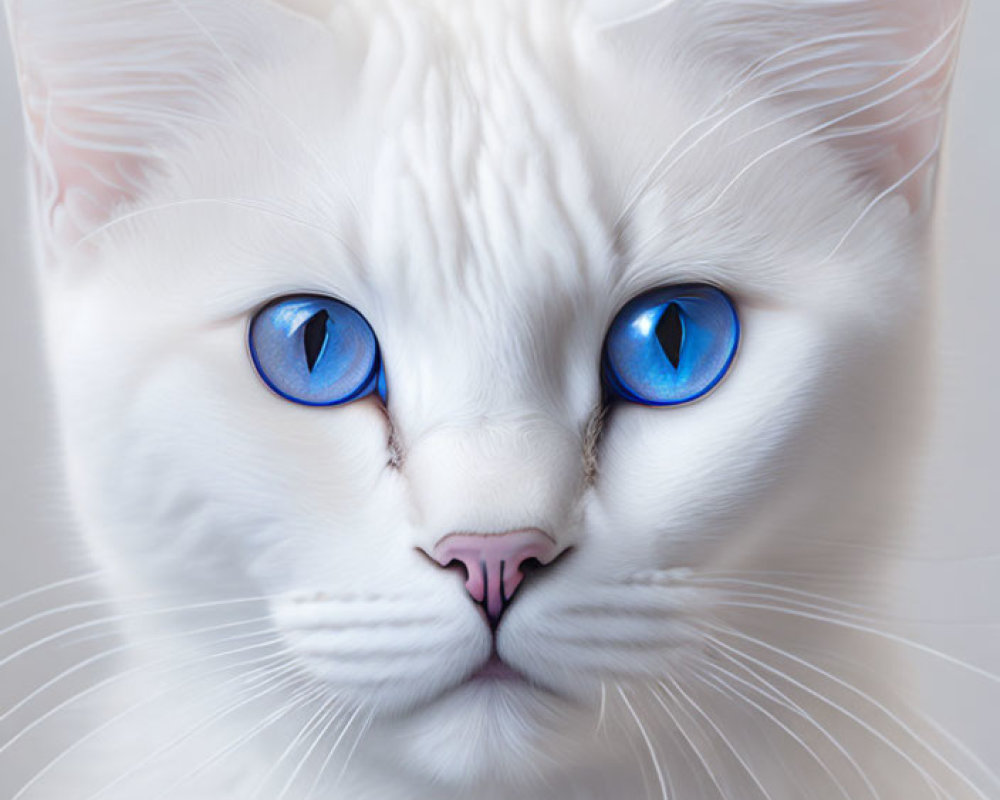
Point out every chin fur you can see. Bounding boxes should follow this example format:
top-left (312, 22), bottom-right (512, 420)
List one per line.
top-left (373, 680), bottom-right (576, 788)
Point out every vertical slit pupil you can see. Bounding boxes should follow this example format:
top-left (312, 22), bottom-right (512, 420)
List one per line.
top-left (303, 310), bottom-right (331, 373)
top-left (655, 303), bottom-right (684, 369)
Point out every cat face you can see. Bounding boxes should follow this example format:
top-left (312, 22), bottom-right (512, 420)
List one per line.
top-left (8, 0), bottom-right (964, 789)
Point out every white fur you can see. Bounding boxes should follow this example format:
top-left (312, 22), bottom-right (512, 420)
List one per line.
top-left (4, 0), bottom-right (979, 798)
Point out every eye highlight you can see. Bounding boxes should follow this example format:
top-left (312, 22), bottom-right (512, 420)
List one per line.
top-left (249, 295), bottom-right (385, 407)
top-left (602, 285), bottom-right (739, 406)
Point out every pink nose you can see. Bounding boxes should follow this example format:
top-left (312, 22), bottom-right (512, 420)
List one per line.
top-left (431, 529), bottom-right (559, 624)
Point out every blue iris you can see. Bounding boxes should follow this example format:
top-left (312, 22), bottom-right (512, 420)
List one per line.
top-left (249, 295), bottom-right (385, 406)
top-left (603, 285), bottom-right (739, 406)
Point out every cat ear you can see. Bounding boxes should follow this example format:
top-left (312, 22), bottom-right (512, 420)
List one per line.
top-left (3, 0), bottom-right (308, 262)
top-left (587, 0), bottom-right (968, 211)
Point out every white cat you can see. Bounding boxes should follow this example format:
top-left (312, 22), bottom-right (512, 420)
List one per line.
top-left (2, 0), bottom-right (986, 798)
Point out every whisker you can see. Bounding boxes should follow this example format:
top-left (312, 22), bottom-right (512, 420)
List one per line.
top-left (608, 682), bottom-right (655, 797)
top-left (711, 591), bottom-right (897, 628)
top-left (303, 704), bottom-right (366, 800)
top-left (682, 575), bottom-right (890, 616)
top-left (912, 707), bottom-right (1000, 793)
top-left (255, 694), bottom-right (343, 800)
top-left (0, 571), bottom-right (106, 614)
top-left (274, 700), bottom-right (344, 800)
top-left (1, 635), bottom-right (284, 760)
top-left (695, 664), bottom-right (854, 800)
top-left (650, 680), bottom-right (729, 799)
top-left (707, 601), bottom-right (1000, 684)
top-left (85, 666), bottom-right (307, 800)
top-left (145, 678), bottom-right (323, 800)
top-left (702, 646), bottom-right (881, 800)
top-left (0, 592), bottom-right (280, 668)
top-left (334, 706), bottom-right (374, 786)
top-left (617, 684), bottom-right (670, 800)
top-left (661, 673), bottom-right (775, 800)
top-left (705, 627), bottom-right (980, 799)
top-left (0, 592), bottom-right (276, 640)
top-left (1, 614), bottom-right (273, 726)
top-left (9, 645), bottom-right (288, 800)
top-left (596, 680), bottom-right (608, 735)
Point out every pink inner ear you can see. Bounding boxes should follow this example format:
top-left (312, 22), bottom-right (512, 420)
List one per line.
top-left (590, 0), bottom-right (966, 214)
top-left (828, 5), bottom-right (965, 212)
top-left (8, 3), bottom-right (172, 254)
top-left (7, 0), bottom-right (310, 258)
top-left (29, 121), bottom-right (147, 250)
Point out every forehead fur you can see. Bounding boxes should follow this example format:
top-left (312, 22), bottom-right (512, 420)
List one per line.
top-left (9, 0), bottom-right (962, 306)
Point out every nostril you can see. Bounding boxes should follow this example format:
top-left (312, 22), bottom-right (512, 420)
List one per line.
top-left (519, 556), bottom-right (544, 574)
top-left (429, 529), bottom-right (561, 624)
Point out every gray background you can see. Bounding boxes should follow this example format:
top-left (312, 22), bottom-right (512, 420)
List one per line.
top-left (0, 2), bottom-right (998, 792)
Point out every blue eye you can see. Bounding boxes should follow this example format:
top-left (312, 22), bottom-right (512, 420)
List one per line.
top-left (603, 285), bottom-right (739, 406)
top-left (249, 295), bottom-right (385, 406)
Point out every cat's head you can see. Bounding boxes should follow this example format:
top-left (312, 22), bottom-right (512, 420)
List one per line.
top-left (7, 0), bottom-right (964, 790)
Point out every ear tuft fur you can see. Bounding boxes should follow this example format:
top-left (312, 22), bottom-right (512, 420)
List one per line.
top-left (586, 0), bottom-right (968, 211)
top-left (4, 0), bottom-right (316, 262)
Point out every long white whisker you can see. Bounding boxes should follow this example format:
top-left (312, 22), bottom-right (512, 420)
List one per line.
top-left (596, 680), bottom-right (608, 735)
top-left (661, 673), bottom-right (775, 800)
top-left (617, 684), bottom-right (670, 800)
top-left (147, 679), bottom-right (322, 800)
top-left (696, 665), bottom-right (854, 800)
top-left (272, 697), bottom-right (343, 800)
top-left (9, 646), bottom-right (288, 800)
top-left (87, 668), bottom-right (310, 800)
top-left (705, 628), bottom-right (980, 799)
top-left (684, 575), bottom-right (891, 616)
top-left (709, 590), bottom-right (883, 625)
top-left (0, 571), bottom-right (105, 614)
top-left (334, 706), bottom-right (375, 786)
top-left (1, 636), bottom-right (283, 760)
top-left (1, 614), bottom-right (273, 726)
top-left (702, 646), bottom-right (881, 800)
top-left (303, 704), bottom-right (366, 799)
top-left (651, 680), bottom-right (729, 799)
top-left (255, 694), bottom-right (341, 800)
top-left (708, 601), bottom-right (1000, 685)
top-left (913, 707), bottom-right (1000, 793)
top-left (0, 592), bottom-right (275, 645)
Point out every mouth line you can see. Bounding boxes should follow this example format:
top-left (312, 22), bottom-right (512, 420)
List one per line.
top-left (468, 652), bottom-right (524, 683)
